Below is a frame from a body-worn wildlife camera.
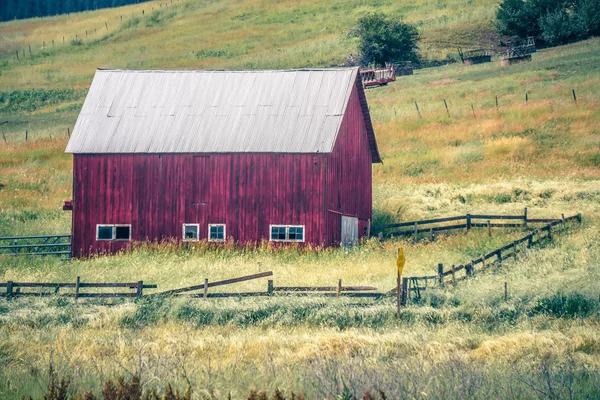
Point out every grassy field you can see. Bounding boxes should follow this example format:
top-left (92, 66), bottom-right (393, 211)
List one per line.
top-left (1, 0), bottom-right (600, 398)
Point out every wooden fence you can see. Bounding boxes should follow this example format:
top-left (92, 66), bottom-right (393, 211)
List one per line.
top-left (0, 272), bottom-right (383, 302)
top-left (0, 276), bottom-right (156, 300)
top-left (153, 271), bottom-right (384, 299)
top-left (397, 214), bottom-right (582, 304)
top-left (0, 234), bottom-right (71, 258)
top-left (370, 208), bottom-right (562, 240)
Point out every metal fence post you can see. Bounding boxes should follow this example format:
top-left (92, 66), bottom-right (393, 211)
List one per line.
top-left (400, 277), bottom-right (408, 306)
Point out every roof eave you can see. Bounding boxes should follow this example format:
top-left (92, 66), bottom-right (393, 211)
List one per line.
top-left (354, 74), bottom-right (382, 164)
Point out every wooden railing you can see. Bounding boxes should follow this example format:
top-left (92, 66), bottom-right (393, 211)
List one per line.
top-left (0, 234), bottom-right (71, 258)
top-left (370, 208), bottom-right (562, 239)
top-left (396, 214), bottom-right (582, 304)
top-left (360, 65), bottom-right (396, 87)
top-left (0, 276), bottom-right (157, 300)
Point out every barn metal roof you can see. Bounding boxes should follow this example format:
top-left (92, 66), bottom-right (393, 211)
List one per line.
top-left (66, 68), bottom-right (379, 160)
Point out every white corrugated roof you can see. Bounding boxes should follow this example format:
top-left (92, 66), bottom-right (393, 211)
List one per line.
top-left (65, 68), bottom-right (361, 154)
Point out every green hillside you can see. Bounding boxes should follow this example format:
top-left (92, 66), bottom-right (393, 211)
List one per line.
top-left (0, 0), bottom-right (500, 141)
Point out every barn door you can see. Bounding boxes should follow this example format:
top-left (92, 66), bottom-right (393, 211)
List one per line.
top-left (341, 216), bottom-right (358, 246)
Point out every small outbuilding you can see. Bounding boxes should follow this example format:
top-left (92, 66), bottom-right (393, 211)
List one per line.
top-left (65, 68), bottom-right (381, 257)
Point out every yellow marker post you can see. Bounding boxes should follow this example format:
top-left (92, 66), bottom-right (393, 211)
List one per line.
top-left (396, 248), bottom-right (405, 315)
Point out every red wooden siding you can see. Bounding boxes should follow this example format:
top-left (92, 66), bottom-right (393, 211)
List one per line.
top-left (72, 153), bottom-right (326, 257)
top-left (324, 82), bottom-right (373, 245)
top-left (70, 79), bottom-right (375, 256)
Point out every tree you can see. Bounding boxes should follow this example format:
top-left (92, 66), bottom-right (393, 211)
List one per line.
top-left (349, 12), bottom-right (419, 67)
top-left (496, 0), bottom-right (595, 46)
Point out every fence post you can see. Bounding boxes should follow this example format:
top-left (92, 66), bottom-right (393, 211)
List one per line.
top-left (414, 101), bottom-right (421, 119)
top-left (413, 222), bottom-right (418, 240)
top-left (527, 233), bottom-right (533, 248)
top-left (6, 281), bottom-right (13, 298)
top-left (513, 240), bottom-right (518, 255)
top-left (75, 276), bottom-right (80, 303)
top-left (466, 262), bottom-right (473, 276)
top-left (523, 207), bottom-right (528, 227)
top-left (547, 224), bottom-right (553, 240)
top-left (438, 263), bottom-right (444, 286)
top-left (25, 130), bottom-right (28, 141)
top-left (561, 213), bottom-right (566, 229)
top-left (267, 279), bottom-right (274, 295)
top-left (504, 282), bottom-right (508, 301)
top-left (137, 281), bottom-right (143, 298)
top-left (577, 213), bottom-right (582, 223)
top-left (400, 277), bottom-right (408, 307)
top-left (13, 240), bottom-right (17, 255)
top-left (203, 278), bottom-right (208, 301)
top-left (429, 228), bottom-right (434, 241)
top-left (451, 265), bottom-right (456, 285)
top-left (487, 220), bottom-right (491, 237)
top-left (481, 255), bottom-right (486, 270)
top-left (367, 219), bottom-right (371, 238)
top-left (466, 213), bottom-right (471, 231)
top-left (336, 279), bottom-right (342, 298)
top-left (497, 250), bottom-right (502, 265)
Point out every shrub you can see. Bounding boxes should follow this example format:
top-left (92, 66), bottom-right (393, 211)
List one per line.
top-left (531, 293), bottom-right (596, 318)
top-left (348, 12), bottom-right (419, 67)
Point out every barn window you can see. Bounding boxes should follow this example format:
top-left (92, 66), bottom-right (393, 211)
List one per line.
top-left (115, 225), bottom-right (131, 241)
top-left (208, 224), bottom-right (226, 241)
top-left (97, 225), bottom-right (113, 241)
top-left (96, 224), bottom-right (131, 241)
top-left (183, 224), bottom-right (199, 241)
top-left (269, 225), bottom-right (304, 242)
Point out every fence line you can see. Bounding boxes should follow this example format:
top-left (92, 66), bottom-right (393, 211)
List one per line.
top-left (398, 213), bottom-right (582, 304)
top-left (3, 0), bottom-right (185, 66)
top-left (0, 234), bottom-right (71, 258)
top-left (370, 208), bottom-right (563, 240)
top-left (0, 276), bottom-right (156, 300)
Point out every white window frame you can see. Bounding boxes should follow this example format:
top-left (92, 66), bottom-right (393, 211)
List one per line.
top-left (96, 224), bottom-right (131, 241)
top-left (96, 224), bottom-right (114, 241)
top-left (269, 225), bottom-right (305, 243)
top-left (114, 224), bottom-right (132, 241)
top-left (208, 224), bottom-right (226, 242)
top-left (182, 223), bottom-right (200, 241)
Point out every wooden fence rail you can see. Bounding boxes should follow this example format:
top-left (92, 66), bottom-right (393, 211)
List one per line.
top-left (0, 276), bottom-right (156, 300)
top-left (369, 208), bottom-right (563, 239)
top-left (401, 214), bottom-right (581, 303)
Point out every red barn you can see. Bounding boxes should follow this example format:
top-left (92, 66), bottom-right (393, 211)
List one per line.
top-left (65, 68), bottom-right (381, 257)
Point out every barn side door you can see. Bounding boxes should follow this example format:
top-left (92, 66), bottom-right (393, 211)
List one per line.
top-left (341, 216), bottom-right (358, 247)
